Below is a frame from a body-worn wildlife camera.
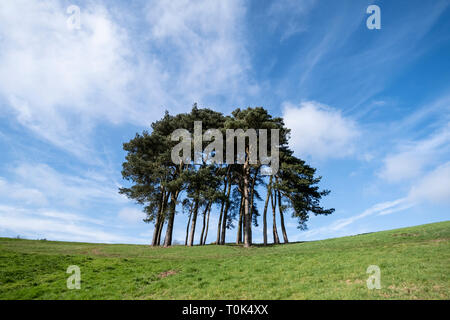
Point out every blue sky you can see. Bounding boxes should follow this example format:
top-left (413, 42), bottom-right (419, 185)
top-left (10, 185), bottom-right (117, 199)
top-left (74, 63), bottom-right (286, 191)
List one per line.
top-left (0, 0), bottom-right (449, 244)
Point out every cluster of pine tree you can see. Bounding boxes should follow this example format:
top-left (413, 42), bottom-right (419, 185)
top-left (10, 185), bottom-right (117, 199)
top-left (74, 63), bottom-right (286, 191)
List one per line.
top-left (120, 104), bottom-right (334, 247)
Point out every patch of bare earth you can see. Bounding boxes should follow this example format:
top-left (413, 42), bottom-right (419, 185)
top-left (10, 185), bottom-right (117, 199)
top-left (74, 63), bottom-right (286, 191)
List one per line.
top-left (392, 233), bottom-right (419, 237)
top-left (158, 270), bottom-right (178, 278)
top-left (344, 279), bottom-right (364, 285)
top-left (85, 248), bottom-right (121, 257)
top-left (428, 238), bottom-right (449, 243)
top-left (387, 284), bottom-right (423, 299)
top-left (91, 248), bottom-right (102, 255)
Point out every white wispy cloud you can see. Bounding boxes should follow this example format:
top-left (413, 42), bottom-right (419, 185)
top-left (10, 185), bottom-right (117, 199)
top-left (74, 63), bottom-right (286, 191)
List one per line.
top-left (379, 123), bottom-right (450, 182)
top-left (270, 1), bottom-right (449, 114)
top-left (118, 207), bottom-right (146, 224)
top-left (2, 162), bottom-right (125, 208)
top-left (294, 197), bottom-right (414, 241)
top-left (0, 0), bottom-right (256, 159)
top-left (299, 158), bottom-right (450, 241)
top-left (267, 0), bottom-right (317, 41)
top-left (0, 178), bottom-right (47, 206)
top-left (0, 205), bottom-right (145, 243)
top-left (408, 162), bottom-right (450, 204)
top-left (0, 0), bottom-right (137, 157)
top-left (145, 0), bottom-right (257, 106)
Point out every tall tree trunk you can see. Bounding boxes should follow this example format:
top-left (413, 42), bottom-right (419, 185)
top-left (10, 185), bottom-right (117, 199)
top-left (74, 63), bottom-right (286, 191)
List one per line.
top-left (216, 178), bottom-right (228, 244)
top-left (277, 190), bottom-right (289, 243)
top-left (248, 169), bottom-right (258, 245)
top-left (243, 151), bottom-right (251, 247)
top-left (188, 195), bottom-right (200, 247)
top-left (163, 190), bottom-right (179, 247)
top-left (220, 180), bottom-right (232, 245)
top-left (203, 202), bottom-right (212, 245)
top-left (151, 210), bottom-right (161, 246)
top-left (152, 190), bottom-right (166, 246)
top-left (156, 191), bottom-right (169, 245)
top-left (156, 214), bottom-right (165, 246)
top-left (241, 212), bottom-right (244, 243)
top-left (216, 201), bottom-right (224, 245)
top-left (200, 202), bottom-right (210, 246)
top-left (185, 201), bottom-right (194, 246)
top-left (270, 188), bottom-right (280, 244)
top-left (262, 176), bottom-right (273, 246)
top-left (236, 194), bottom-right (244, 244)
top-left (156, 219), bottom-right (163, 245)
top-left (152, 213), bottom-right (161, 246)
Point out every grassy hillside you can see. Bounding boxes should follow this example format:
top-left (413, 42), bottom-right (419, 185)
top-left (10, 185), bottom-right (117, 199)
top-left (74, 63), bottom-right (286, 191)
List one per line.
top-left (0, 221), bottom-right (449, 300)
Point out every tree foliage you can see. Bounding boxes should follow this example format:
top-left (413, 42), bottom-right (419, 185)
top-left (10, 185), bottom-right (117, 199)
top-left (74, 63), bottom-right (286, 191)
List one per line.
top-left (120, 104), bottom-right (334, 247)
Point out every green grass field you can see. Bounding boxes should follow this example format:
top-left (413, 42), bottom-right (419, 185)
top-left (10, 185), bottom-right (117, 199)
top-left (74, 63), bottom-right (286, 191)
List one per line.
top-left (1, 221), bottom-right (449, 300)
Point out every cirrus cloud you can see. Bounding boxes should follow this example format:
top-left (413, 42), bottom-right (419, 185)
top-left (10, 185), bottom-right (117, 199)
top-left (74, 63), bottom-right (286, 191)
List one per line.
top-left (408, 162), bottom-right (450, 204)
top-left (0, 0), bottom-right (256, 159)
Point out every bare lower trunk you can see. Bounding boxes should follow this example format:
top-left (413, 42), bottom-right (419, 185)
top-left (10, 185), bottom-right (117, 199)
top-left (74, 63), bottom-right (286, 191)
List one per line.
top-left (248, 169), bottom-right (257, 245)
top-left (236, 194), bottom-right (244, 244)
top-left (151, 212), bottom-right (161, 246)
top-left (156, 218), bottom-right (163, 245)
top-left (216, 179), bottom-right (228, 244)
top-left (185, 202), bottom-right (194, 246)
top-left (241, 213), bottom-right (244, 242)
top-left (157, 190), bottom-right (169, 245)
top-left (277, 190), bottom-right (289, 243)
top-left (220, 181), bottom-right (232, 245)
top-left (271, 188), bottom-right (280, 244)
top-left (216, 203), bottom-right (224, 244)
top-left (203, 203), bottom-right (212, 245)
top-left (188, 196), bottom-right (200, 247)
top-left (163, 190), bottom-right (179, 247)
top-left (243, 155), bottom-right (251, 248)
top-left (200, 202), bottom-right (210, 246)
top-left (152, 191), bottom-right (166, 246)
top-left (262, 176), bottom-right (272, 246)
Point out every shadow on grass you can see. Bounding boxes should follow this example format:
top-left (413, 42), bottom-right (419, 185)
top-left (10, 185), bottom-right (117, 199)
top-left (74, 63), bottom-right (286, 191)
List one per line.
top-left (202, 241), bottom-right (308, 248)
